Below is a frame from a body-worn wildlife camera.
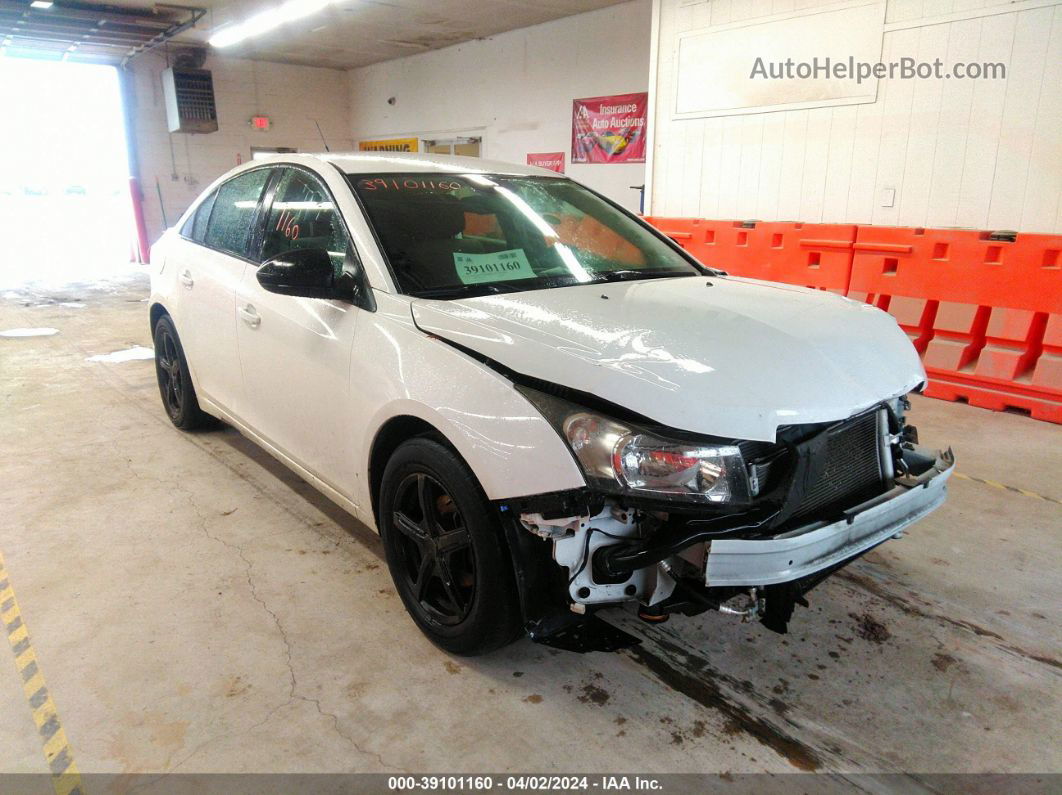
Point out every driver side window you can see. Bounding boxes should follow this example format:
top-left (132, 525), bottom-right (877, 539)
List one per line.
top-left (261, 169), bottom-right (351, 275)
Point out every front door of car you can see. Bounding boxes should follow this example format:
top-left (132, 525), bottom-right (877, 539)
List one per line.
top-left (234, 166), bottom-right (361, 498)
top-left (179, 167), bottom-right (271, 414)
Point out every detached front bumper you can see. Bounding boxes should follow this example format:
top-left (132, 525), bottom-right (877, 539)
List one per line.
top-left (705, 446), bottom-right (954, 587)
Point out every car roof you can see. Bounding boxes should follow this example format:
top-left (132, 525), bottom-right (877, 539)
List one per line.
top-left (253, 151), bottom-right (564, 178)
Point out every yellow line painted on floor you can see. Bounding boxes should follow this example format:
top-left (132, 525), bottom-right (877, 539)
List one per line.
top-left (952, 472), bottom-right (1062, 506)
top-left (0, 551), bottom-right (82, 795)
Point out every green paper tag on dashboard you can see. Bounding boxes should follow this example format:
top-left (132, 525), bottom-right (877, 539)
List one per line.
top-left (454, 249), bottom-right (536, 284)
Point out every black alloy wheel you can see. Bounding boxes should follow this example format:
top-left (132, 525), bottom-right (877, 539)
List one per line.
top-left (156, 325), bottom-right (184, 419)
top-left (379, 437), bottom-right (522, 655)
top-left (390, 472), bottom-right (476, 626)
top-left (153, 314), bottom-right (210, 430)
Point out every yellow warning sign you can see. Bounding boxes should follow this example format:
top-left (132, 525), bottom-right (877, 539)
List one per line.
top-left (358, 137), bottom-right (419, 153)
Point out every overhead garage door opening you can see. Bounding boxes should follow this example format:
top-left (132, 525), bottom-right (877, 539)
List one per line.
top-left (0, 57), bottom-right (134, 290)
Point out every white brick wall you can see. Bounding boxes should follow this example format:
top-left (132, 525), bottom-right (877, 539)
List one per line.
top-left (648, 0), bottom-right (1062, 232)
top-left (127, 52), bottom-right (353, 243)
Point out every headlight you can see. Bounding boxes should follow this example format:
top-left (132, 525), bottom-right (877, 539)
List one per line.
top-left (520, 387), bottom-right (753, 505)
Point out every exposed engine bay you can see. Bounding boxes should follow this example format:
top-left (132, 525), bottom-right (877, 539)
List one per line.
top-left (498, 397), bottom-right (954, 653)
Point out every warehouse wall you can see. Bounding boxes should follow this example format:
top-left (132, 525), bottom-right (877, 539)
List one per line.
top-left (648, 0), bottom-right (1062, 233)
top-left (347, 1), bottom-right (652, 213)
top-left (126, 53), bottom-right (353, 242)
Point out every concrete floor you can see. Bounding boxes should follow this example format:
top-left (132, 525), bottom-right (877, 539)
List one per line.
top-left (1, 272), bottom-right (1059, 782)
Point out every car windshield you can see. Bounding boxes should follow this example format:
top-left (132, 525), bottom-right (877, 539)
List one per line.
top-left (347, 173), bottom-right (705, 298)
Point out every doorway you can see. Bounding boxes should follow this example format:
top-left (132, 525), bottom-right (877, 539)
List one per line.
top-left (424, 137), bottom-right (481, 157)
top-left (0, 57), bottom-right (133, 288)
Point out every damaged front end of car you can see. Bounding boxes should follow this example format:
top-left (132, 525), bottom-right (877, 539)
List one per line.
top-left (496, 384), bottom-right (954, 653)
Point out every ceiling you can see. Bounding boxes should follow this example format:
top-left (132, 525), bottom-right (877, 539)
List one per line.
top-left (0, 1), bottom-right (204, 63)
top-left (0, 0), bottom-right (630, 69)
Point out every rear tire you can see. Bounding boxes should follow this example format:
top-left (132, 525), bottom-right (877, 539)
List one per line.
top-left (153, 314), bottom-right (211, 430)
top-left (379, 437), bottom-right (523, 655)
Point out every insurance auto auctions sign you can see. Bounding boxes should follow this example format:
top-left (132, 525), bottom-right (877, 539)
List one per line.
top-left (358, 137), bottom-right (419, 152)
top-left (571, 92), bottom-right (648, 164)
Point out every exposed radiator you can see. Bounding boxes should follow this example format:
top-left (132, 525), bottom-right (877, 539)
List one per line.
top-left (793, 410), bottom-right (886, 520)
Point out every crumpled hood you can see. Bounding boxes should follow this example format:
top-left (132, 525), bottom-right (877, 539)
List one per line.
top-left (410, 276), bottom-right (925, 442)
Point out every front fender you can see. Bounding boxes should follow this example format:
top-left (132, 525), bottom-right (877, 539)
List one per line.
top-left (352, 294), bottom-right (586, 516)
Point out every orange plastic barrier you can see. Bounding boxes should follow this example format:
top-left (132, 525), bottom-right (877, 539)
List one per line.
top-left (848, 227), bottom-right (1062, 422)
top-left (1033, 314), bottom-right (1062, 398)
top-left (744, 222), bottom-right (856, 294)
top-left (642, 217), bottom-right (746, 271)
top-left (643, 218), bottom-right (856, 294)
top-left (644, 216), bottom-right (1062, 424)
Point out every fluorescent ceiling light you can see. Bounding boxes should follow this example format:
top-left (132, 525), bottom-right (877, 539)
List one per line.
top-left (209, 0), bottom-right (333, 48)
top-left (30, 1), bottom-right (54, 8)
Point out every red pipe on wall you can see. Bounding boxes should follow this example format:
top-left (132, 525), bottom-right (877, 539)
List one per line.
top-left (129, 176), bottom-right (151, 265)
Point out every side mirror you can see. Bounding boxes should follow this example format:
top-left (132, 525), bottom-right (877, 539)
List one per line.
top-left (256, 248), bottom-right (336, 298)
top-left (336, 249), bottom-right (376, 311)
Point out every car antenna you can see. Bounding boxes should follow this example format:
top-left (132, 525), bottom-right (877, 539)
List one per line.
top-left (313, 120), bottom-right (331, 152)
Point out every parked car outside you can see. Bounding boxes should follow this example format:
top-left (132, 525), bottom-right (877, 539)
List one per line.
top-left (149, 153), bottom-right (953, 654)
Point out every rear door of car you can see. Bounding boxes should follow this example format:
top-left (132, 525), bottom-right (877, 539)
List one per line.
top-left (178, 167), bottom-right (271, 416)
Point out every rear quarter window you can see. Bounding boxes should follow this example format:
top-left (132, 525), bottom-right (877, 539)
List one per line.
top-left (190, 190), bottom-right (217, 242)
top-left (180, 189), bottom-right (217, 242)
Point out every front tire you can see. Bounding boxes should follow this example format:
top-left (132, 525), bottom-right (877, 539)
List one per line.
top-left (379, 438), bottom-right (522, 655)
top-left (153, 314), bottom-right (211, 430)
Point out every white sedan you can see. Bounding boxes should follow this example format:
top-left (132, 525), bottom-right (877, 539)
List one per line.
top-left (149, 153), bottom-right (953, 655)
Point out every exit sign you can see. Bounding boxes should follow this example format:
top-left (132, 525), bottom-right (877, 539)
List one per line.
top-left (250, 116), bottom-right (271, 131)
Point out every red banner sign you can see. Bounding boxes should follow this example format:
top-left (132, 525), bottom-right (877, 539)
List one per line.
top-left (571, 92), bottom-right (648, 164)
top-left (526, 152), bottom-right (565, 173)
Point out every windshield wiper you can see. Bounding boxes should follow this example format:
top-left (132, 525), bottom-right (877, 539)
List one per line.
top-left (410, 282), bottom-right (526, 300)
top-left (590, 269), bottom-right (694, 284)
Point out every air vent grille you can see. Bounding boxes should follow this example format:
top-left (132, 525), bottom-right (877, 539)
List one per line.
top-left (162, 67), bottom-right (218, 134)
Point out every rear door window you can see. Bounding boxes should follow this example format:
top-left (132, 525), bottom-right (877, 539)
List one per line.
top-left (204, 169), bottom-right (271, 258)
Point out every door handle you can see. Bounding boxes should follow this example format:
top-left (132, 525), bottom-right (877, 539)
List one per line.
top-left (179, 270), bottom-right (194, 288)
top-left (238, 305), bottom-right (261, 328)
